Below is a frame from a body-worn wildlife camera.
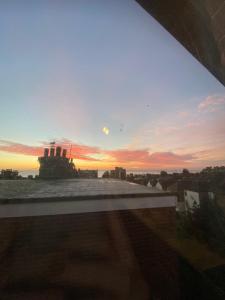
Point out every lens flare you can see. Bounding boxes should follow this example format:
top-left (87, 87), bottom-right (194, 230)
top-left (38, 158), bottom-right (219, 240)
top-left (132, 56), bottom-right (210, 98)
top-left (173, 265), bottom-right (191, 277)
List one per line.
top-left (102, 127), bottom-right (109, 135)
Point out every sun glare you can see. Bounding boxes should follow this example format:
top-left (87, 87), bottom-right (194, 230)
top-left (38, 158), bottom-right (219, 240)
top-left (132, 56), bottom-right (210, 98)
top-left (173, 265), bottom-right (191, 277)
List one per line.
top-left (102, 127), bottom-right (110, 135)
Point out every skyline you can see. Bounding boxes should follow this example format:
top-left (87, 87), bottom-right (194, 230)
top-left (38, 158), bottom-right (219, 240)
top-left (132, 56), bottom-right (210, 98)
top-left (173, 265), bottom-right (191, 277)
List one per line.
top-left (0, 0), bottom-right (225, 173)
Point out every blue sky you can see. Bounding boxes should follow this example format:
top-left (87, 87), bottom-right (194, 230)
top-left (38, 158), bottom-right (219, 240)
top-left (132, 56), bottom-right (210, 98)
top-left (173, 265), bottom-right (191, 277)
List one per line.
top-left (0, 0), bottom-right (224, 171)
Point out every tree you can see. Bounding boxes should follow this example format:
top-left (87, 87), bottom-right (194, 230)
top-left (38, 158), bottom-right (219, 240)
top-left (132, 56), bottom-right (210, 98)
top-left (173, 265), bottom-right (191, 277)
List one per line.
top-left (182, 168), bottom-right (190, 176)
top-left (160, 170), bottom-right (167, 177)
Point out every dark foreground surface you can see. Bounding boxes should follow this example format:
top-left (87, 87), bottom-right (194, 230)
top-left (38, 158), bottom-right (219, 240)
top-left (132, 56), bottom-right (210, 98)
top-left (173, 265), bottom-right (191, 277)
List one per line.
top-left (0, 207), bottom-right (224, 300)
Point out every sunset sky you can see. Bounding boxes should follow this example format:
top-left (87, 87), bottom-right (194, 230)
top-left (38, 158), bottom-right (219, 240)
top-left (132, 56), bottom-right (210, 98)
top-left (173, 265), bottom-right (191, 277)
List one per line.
top-left (0, 0), bottom-right (225, 174)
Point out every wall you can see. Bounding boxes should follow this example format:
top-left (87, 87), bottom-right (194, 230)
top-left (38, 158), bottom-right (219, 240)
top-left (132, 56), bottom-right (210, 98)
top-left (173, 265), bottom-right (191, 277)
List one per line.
top-left (184, 190), bottom-right (200, 211)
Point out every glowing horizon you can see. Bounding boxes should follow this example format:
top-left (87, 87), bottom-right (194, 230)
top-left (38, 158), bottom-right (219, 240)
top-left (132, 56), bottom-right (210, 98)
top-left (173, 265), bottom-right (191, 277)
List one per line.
top-left (0, 138), bottom-right (224, 173)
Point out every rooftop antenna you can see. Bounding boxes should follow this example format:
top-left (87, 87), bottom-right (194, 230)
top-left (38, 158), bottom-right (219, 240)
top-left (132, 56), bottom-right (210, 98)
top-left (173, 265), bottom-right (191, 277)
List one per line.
top-left (69, 144), bottom-right (72, 159)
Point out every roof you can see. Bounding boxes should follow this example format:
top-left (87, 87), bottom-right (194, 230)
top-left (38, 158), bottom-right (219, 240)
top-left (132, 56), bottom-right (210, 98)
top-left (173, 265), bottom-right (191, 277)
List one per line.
top-left (0, 178), bottom-right (173, 200)
top-left (0, 178), bottom-right (177, 218)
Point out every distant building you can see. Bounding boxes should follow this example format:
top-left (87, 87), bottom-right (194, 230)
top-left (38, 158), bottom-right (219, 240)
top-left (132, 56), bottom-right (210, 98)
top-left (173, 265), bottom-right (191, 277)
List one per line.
top-left (156, 181), bottom-right (163, 190)
top-left (114, 167), bottom-right (126, 180)
top-left (102, 171), bottom-right (110, 178)
top-left (78, 169), bottom-right (98, 178)
top-left (38, 145), bottom-right (99, 179)
top-left (103, 167), bottom-right (126, 180)
top-left (0, 169), bottom-right (19, 180)
top-left (38, 146), bottom-right (78, 179)
top-left (109, 169), bottom-right (116, 178)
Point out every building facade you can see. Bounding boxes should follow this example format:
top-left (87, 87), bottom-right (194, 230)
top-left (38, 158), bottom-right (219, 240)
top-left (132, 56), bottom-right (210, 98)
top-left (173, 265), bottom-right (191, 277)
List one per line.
top-left (38, 146), bottom-right (78, 179)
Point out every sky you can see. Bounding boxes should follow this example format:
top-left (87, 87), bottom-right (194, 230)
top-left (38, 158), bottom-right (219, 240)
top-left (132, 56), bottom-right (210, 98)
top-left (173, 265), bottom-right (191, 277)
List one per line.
top-left (0, 0), bottom-right (225, 173)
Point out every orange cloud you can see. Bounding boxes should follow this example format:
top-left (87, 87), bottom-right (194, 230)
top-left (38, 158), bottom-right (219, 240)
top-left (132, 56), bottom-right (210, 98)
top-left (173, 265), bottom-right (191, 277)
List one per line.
top-left (0, 140), bottom-right (43, 156)
top-left (0, 139), bottom-right (100, 162)
top-left (0, 139), bottom-right (196, 169)
top-left (106, 149), bottom-right (150, 162)
top-left (106, 149), bottom-right (195, 167)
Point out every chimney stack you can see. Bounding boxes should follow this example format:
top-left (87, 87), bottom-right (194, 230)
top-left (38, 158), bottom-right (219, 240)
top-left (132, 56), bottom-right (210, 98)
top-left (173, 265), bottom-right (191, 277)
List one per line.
top-left (50, 147), bottom-right (55, 157)
top-left (56, 146), bottom-right (61, 157)
top-left (44, 148), bottom-right (49, 157)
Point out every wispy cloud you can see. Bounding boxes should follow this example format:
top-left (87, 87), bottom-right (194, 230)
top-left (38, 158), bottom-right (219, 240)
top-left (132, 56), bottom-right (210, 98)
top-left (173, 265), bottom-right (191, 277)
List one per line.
top-left (154, 126), bottom-right (178, 136)
top-left (198, 95), bottom-right (225, 112)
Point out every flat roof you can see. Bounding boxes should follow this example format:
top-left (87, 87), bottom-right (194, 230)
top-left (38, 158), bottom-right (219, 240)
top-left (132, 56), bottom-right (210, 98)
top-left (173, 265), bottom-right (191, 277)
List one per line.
top-left (0, 178), bottom-right (172, 201)
top-left (0, 179), bottom-right (177, 218)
